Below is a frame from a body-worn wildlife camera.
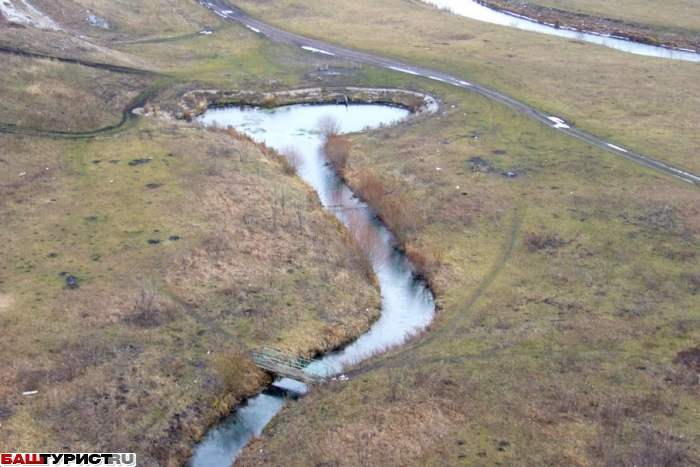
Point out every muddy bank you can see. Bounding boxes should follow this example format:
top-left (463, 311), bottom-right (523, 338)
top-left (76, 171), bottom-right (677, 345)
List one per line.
top-left (172, 87), bottom-right (438, 120)
top-left (476, 0), bottom-right (700, 52)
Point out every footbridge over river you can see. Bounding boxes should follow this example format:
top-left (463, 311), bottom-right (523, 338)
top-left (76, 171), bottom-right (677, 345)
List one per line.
top-left (251, 347), bottom-right (331, 385)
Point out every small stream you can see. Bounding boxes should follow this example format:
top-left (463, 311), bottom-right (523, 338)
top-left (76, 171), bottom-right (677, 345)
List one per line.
top-left (423, 0), bottom-right (700, 62)
top-left (190, 103), bottom-right (435, 466)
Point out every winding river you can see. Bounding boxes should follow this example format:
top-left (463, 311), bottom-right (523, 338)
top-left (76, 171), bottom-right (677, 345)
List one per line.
top-left (422, 0), bottom-right (700, 62)
top-left (190, 103), bottom-right (435, 466)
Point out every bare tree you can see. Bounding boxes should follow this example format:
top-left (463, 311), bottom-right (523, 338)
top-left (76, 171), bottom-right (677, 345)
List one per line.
top-left (316, 114), bottom-right (342, 141)
top-left (293, 194), bottom-right (307, 233)
top-left (281, 146), bottom-right (304, 174)
top-left (323, 135), bottom-right (350, 174)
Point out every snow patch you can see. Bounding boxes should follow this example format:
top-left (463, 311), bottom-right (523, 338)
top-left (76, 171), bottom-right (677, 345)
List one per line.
top-left (389, 66), bottom-right (419, 76)
top-left (87, 14), bottom-right (109, 29)
top-left (0, 0), bottom-right (59, 30)
top-left (547, 116), bottom-right (570, 129)
top-left (246, 25), bottom-right (260, 33)
top-left (301, 46), bottom-right (335, 56)
top-left (607, 143), bottom-right (628, 153)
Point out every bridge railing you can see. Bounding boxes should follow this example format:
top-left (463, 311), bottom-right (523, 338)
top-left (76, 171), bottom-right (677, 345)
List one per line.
top-left (251, 347), bottom-right (331, 384)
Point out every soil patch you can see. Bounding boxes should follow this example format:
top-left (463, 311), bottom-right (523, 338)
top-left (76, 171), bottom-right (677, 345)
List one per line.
top-left (0, 294), bottom-right (14, 311)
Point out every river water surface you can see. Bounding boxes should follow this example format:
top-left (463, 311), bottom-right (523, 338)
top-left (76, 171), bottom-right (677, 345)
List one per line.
top-left (423, 0), bottom-right (700, 62)
top-left (190, 103), bottom-right (435, 466)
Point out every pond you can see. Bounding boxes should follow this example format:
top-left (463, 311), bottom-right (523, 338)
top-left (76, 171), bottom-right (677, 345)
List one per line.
top-left (190, 103), bottom-right (435, 466)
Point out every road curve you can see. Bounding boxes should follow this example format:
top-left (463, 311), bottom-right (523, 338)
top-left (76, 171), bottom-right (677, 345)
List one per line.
top-left (199, 0), bottom-right (700, 187)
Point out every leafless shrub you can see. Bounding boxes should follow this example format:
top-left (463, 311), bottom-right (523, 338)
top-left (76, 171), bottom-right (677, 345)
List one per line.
top-left (316, 114), bottom-right (341, 141)
top-left (396, 93), bottom-right (425, 112)
top-left (131, 280), bottom-right (176, 327)
top-left (405, 245), bottom-right (442, 284)
top-left (524, 231), bottom-right (565, 252)
top-left (674, 347), bottom-right (700, 371)
top-left (682, 272), bottom-right (700, 293)
top-left (355, 170), bottom-right (384, 209)
top-left (260, 95), bottom-right (277, 108)
top-left (353, 170), bottom-right (424, 247)
top-left (201, 230), bottom-right (229, 258)
top-left (385, 368), bottom-right (403, 402)
top-left (323, 135), bottom-right (350, 174)
top-left (354, 430), bottom-right (374, 467)
top-left (345, 208), bottom-right (385, 280)
top-left (207, 143), bottom-right (233, 159)
top-left (280, 146), bottom-right (304, 175)
top-left (627, 426), bottom-right (689, 467)
top-left (206, 120), bottom-right (222, 132)
top-left (293, 193), bottom-right (308, 233)
top-left (212, 347), bottom-right (258, 397)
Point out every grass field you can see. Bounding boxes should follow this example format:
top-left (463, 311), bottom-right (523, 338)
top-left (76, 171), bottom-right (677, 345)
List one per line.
top-left (236, 75), bottom-right (700, 467)
top-left (520, 0), bottom-right (700, 33)
top-left (1, 0), bottom-right (699, 465)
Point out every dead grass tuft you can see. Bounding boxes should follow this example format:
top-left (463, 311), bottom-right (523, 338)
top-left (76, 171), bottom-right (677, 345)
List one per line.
top-left (316, 114), bottom-right (342, 141)
top-left (130, 280), bottom-right (178, 327)
top-left (524, 231), bottom-right (566, 252)
top-left (674, 347), bottom-right (700, 371)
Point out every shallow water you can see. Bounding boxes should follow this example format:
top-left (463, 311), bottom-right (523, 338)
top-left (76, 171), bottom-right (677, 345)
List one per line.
top-left (423, 0), bottom-right (700, 62)
top-left (191, 103), bottom-right (435, 466)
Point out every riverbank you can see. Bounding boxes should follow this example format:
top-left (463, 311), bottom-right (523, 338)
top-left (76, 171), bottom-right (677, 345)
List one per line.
top-left (476, 0), bottom-right (700, 52)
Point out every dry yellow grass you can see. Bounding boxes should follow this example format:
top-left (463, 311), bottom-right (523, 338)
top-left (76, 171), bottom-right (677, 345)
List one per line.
top-left (0, 115), bottom-right (380, 460)
top-left (522, 0), bottom-right (700, 32)
top-left (0, 54), bottom-right (152, 132)
top-left (0, 294), bottom-right (13, 312)
top-left (235, 77), bottom-right (700, 465)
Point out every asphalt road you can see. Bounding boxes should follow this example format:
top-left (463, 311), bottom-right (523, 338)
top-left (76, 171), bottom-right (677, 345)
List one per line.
top-left (200, 0), bottom-right (700, 187)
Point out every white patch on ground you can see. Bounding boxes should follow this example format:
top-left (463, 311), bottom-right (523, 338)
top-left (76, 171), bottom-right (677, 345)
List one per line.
top-left (458, 80), bottom-right (472, 86)
top-left (607, 143), bottom-right (628, 153)
top-left (301, 46), bottom-right (335, 56)
top-left (0, 0), bottom-right (59, 30)
top-left (246, 25), bottom-right (260, 33)
top-left (389, 66), bottom-right (419, 76)
top-left (0, 294), bottom-right (14, 312)
top-left (547, 116), bottom-right (570, 128)
top-left (428, 75), bottom-right (447, 83)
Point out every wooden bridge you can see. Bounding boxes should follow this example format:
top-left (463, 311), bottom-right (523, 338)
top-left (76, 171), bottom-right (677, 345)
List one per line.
top-left (251, 347), bottom-right (331, 385)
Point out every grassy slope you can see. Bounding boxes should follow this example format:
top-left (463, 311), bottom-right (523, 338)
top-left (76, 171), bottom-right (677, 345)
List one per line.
top-left (233, 0), bottom-right (700, 175)
top-left (0, 1), bottom-right (383, 463)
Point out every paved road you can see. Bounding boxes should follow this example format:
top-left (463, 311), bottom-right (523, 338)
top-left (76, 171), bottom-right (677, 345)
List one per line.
top-left (199, 0), bottom-right (700, 187)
